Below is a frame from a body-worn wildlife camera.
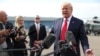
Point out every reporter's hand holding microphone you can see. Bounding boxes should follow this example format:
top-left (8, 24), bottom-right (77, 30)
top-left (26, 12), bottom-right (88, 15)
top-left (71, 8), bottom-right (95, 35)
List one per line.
top-left (1, 29), bottom-right (10, 36)
top-left (15, 34), bottom-right (26, 41)
top-left (0, 29), bottom-right (10, 44)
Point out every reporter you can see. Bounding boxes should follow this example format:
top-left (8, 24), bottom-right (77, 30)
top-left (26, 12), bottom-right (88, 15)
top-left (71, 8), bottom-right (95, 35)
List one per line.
top-left (13, 16), bottom-right (28, 56)
top-left (0, 10), bottom-right (14, 56)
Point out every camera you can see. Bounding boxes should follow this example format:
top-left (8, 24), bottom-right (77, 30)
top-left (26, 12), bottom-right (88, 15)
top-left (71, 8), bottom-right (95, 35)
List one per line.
top-left (5, 25), bottom-right (13, 30)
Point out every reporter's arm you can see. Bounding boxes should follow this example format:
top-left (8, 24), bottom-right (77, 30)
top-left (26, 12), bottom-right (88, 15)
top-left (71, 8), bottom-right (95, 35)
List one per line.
top-left (0, 29), bottom-right (9, 44)
top-left (0, 37), bottom-right (6, 44)
top-left (15, 34), bottom-right (26, 41)
top-left (0, 29), bottom-right (9, 36)
top-left (0, 30), bottom-right (4, 35)
top-left (0, 30), bottom-right (5, 44)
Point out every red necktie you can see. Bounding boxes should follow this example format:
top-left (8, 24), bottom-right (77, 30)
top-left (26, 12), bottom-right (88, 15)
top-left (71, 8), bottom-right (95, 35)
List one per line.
top-left (60, 19), bottom-right (67, 40)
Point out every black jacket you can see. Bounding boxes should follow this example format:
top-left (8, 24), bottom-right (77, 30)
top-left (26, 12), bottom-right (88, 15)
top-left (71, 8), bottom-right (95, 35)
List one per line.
top-left (28, 24), bottom-right (47, 47)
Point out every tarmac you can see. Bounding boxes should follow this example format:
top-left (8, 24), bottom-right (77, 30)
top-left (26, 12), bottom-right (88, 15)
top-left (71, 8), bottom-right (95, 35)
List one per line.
top-left (26, 35), bottom-right (100, 56)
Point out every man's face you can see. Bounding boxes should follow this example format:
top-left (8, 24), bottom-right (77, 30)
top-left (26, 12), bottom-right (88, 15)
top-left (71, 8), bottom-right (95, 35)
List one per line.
top-left (0, 12), bottom-right (7, 23)
top-left (34, 17), bottom-right (40, 24)
top-left (61, 4), bottom-right (72, 18)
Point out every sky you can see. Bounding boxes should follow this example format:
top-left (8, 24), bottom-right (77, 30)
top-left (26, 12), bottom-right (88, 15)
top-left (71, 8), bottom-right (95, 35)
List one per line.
top-left (0, 0), bottom-right (100, 20)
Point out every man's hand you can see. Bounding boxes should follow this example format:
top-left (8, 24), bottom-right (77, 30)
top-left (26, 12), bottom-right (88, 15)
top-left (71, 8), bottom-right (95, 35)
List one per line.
top-left (85, 49), bottom-right (95, 56)
top-left (1, 29), bottom-right (10, 36)
top-left (31, 43), bottom-right (40, 52)
top-left (34, 40), bottom-right (42, 44)
top-left (0, 37), bottom-right (6, 44)
top-left (0, 29), bottom-right (9, 44)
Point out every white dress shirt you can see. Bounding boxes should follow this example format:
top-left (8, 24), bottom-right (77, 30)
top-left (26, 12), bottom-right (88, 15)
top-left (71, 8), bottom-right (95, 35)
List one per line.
top-left (35, 23), bottom-right (40, 40)
top-left (61, 15), bottom-right (72, 30)
top-left (35, 23), bottom-right (40, 33)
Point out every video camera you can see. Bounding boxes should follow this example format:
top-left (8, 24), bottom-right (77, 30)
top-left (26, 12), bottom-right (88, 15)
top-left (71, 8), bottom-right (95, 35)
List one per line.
top-left (0, 22), bottom-right (14, 38)
top-left (5, 24), bottom-right (13, 30)
top-left (2, 23), bottom-right (24, 38)
top-left (14, 26), bottom-right (24, 35)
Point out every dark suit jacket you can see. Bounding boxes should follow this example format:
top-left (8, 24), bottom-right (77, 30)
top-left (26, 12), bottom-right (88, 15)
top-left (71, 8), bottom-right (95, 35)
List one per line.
top-left (50, 16), bottom-right (89, 56)
top-left (28, 23), bottom-right (47, 47)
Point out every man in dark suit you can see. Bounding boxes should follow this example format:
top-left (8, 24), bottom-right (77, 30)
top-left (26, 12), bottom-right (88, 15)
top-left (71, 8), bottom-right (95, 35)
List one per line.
top-left (0, 10), bottom-right (14, 56)
top-left (50, 2), bottom-right (95, 56)
top-left (28, 15), bottom-right (47, 56)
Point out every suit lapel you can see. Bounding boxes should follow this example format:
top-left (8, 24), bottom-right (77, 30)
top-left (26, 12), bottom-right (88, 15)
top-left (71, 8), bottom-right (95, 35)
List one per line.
top-left (59, 19), bottom-right (63, 31)
top-left (57, 18), bottom-right (63, 39)
top-left (33, 24), bottom-right (37, 33)
top-left (68, 17), bottom-right (75, 31)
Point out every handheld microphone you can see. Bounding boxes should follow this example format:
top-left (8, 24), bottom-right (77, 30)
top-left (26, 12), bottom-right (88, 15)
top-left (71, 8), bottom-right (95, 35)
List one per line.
top-left (66, 31), bottom-right (77, 54)
top-left (66, 31), bottom-right (76, 44)
top-left (41, 33), bottom-right (56, 49)
top-left (32, 33), bottom-right (56, 52)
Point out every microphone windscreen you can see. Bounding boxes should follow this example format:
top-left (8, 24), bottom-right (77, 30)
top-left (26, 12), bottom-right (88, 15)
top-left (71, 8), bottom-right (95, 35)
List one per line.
top-left (66, 31), bottom-right (76, 44)
top-left (42, 33), bottom-right (56, 49)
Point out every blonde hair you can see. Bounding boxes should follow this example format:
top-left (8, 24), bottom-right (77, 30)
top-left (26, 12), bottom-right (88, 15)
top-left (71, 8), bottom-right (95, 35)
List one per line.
top-left (61, 2), bottom-right (73, 10)
top-left (15, 16), bottom-right (23, 27)
top-left (15, 16), bottom-right (26, 34)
